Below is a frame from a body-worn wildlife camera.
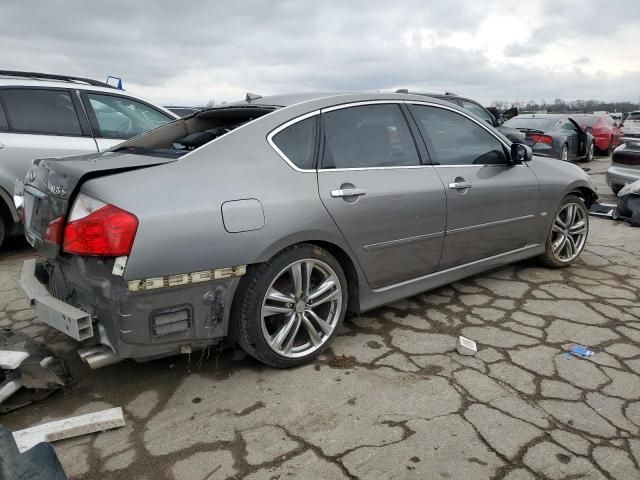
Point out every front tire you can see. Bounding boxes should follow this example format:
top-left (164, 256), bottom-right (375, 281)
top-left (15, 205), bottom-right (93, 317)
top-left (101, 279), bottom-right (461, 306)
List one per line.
top-left (539, 195), bottom-right (589, 268)
top-left (0, 216), bottom-right (6, 249)
top-left (235, 244), bottom-right (347, 368)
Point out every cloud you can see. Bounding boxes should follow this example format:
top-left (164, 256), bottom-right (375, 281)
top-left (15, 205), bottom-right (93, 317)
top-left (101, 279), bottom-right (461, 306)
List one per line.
top-left (574, 57), bottom-right (591, 65)
top-left (0, 0), bottom-right (638, 105)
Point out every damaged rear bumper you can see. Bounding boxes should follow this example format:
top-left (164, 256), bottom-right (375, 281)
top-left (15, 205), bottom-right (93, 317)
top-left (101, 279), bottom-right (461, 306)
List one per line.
top-left (18, 257), bottom-right (242, 362)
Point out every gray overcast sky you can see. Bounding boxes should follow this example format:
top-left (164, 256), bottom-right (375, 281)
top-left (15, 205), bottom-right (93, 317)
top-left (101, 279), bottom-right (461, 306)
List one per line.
top-left (1, 1), bottom-right (639, 106)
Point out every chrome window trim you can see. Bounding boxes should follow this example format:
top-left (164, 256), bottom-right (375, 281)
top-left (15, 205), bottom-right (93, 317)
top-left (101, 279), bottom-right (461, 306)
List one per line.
top-left (267, 110), bottom-right (320, 173)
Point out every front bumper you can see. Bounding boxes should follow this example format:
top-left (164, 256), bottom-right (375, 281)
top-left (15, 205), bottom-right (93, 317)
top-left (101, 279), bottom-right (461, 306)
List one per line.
top-left (606, 165), bottom-right (640, 189)
top-left (18, 257), bottom-right (241, 361)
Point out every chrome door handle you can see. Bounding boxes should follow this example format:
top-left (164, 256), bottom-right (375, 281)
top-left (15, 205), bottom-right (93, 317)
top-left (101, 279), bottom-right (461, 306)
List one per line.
top-left (331, 188), bottom-right (367, 198)
top-left (448, 181), bottom-right (472, 190)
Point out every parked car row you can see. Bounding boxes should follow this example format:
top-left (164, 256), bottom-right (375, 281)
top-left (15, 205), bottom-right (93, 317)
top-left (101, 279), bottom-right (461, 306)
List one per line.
top-left (0, 70), bottom-right (179, 246)
top-left (13, 84), bottom-right (596, 368)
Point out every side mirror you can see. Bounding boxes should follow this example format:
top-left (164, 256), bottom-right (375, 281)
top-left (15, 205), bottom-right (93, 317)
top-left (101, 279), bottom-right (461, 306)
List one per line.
top-left (495, 115), bottom-right (504, 126)
top-left (511, 143), bottom-right (532, 163)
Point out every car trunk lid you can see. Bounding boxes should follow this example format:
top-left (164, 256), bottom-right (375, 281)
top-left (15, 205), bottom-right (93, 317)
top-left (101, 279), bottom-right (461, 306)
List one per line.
top-left (16, 151), bottom-right (177, 258)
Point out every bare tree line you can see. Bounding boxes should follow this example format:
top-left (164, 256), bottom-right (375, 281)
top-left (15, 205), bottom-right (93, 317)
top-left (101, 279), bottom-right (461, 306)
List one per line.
top-left (491, 98), bottom-right (639, 114)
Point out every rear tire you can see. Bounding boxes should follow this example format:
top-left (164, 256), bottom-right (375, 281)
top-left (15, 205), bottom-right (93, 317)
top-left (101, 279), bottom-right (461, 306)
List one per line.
top-left (234, 244), bottom-right (347, 368)
top-left (538, 195), bottom-right (589, 268)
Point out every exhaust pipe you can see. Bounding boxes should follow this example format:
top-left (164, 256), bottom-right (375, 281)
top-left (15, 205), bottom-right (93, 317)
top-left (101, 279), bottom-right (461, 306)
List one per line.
top-left (77, 346), bottom-right (123, 370)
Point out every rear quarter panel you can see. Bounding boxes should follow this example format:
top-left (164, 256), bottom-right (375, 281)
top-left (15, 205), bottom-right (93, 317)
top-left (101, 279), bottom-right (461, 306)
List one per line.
top-left (80, 105), bottom-right (356, 282)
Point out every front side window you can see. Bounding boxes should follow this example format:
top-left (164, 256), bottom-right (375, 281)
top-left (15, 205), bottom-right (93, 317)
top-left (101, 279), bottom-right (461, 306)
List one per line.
top-left (272, 116), bottom-right (317, 169)
top-left (87, 93), bottom-right (172, 139)
top-left (562, 119), bottom-right (578, 132)
top-left (411, 105), bottom-right (507, 166)
top-left (322, 104), bottom-right (420, 169)
top-left (461, 100), bottom-right (495, 125)
top-left (1, 89), bottom-right (82, 135)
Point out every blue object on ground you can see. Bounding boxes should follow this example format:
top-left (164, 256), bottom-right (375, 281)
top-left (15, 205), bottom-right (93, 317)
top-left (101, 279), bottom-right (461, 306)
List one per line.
top-left (569, 344), bottom-right (594, 358)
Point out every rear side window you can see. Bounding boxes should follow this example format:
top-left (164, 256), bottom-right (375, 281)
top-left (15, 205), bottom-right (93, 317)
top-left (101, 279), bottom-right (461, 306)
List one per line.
top-left (0, 100), bottom-right (7, 130)
top-left (322, 104), bottom-right (420, 169)
top-left (411, 105), bottom-right (507, 166)
top-left (87, 93), bottom-right (172, 139)
top-left (2, 89), bottom-right (82, 135)
top-left (272, 116), bottom-right (317, 169)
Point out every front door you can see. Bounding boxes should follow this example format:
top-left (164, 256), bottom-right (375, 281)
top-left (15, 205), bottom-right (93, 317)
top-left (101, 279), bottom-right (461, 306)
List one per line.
top-left (561, 117), bottom-right (586, 159)
top-left (408, 103), bottom-right (540, 270)
top-left (317, 103), bottom-right (447, 289)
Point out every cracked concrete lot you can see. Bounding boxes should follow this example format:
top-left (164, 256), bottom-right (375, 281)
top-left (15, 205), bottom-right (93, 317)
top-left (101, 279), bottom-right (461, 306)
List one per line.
top-left (1, 156), bottom-right (640, 479)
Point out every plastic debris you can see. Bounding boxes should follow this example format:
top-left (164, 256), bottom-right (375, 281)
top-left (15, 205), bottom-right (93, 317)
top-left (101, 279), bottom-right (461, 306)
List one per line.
top-left (456, 336), bottom-right (478, 356)
top-left (569, 344), bottom-right (594, 358)
top-left (0, 329), bottom-right (71, 412)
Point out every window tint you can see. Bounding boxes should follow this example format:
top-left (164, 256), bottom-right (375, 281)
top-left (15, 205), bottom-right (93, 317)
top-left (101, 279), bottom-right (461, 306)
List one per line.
top-left (2, 89), bottom-right (82, 135)
top-left (0, 100), bottom-right (7, 130)
top-left (272, 116), bottom-right (317, 169)
top-left (562, 120), bottom-right (578, 132)
top-left (411, 105), bottom-right (507, 166)
top-left (322, 104), bottom-right (420, 169)
top-left (461, 100), bottom-right (495, 125)
top-left (87, 93), bottom-right (172, 139)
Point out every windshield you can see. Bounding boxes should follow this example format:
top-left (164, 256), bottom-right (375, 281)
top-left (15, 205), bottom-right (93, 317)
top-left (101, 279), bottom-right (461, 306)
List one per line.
top-left (505, 117), bottom-right (555, 130)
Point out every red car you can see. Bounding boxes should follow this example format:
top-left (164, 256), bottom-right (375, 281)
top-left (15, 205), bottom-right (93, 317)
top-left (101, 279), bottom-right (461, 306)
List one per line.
top-left (573, 114), bottom-right (622, 155)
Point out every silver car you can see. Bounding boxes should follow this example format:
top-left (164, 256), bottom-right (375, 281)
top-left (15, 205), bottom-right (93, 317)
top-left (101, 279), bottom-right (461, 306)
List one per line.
top-left (607, 137), bottom-right (640, 194)
top-left (0, 70), bottom-right (178, 246)
top-left (15, 92), bottom-right (596, 369)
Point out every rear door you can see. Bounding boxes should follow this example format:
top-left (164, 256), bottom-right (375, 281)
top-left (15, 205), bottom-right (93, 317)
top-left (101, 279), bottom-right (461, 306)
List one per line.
top-left (408, 102), bottom-right (540, 270)
top-left (316, 102), bottom-right (447, 289)
top-left (0, 87), bottom-right (98, 198)
top-left (80, 91), bottom-right (174, 151)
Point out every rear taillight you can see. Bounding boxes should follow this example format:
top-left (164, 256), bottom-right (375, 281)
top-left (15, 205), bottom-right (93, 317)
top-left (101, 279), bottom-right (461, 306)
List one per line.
top-left (44, 216), bottom-right (65, 245)
top-left (63, 194), bottom-right (138, 256)
top-left (528, 134), bottom-right (553, 144)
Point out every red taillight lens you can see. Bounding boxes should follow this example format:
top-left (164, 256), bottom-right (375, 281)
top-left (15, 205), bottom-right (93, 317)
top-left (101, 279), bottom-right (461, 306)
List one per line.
top-left (528, 134), bottom-right (553, 144)
top-left (44, 216), bottom-right (65, 245)
top-left (63, 194), bottom-right (138, 256)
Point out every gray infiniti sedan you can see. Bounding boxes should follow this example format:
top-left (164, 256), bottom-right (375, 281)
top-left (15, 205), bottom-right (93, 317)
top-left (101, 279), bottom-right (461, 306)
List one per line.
top-left (15, 92), bottom-right (596, 369)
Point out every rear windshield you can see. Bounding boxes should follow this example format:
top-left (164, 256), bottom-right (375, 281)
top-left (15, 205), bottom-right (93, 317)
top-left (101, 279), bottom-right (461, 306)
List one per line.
top-left (505, 117), bottom-right (555, 130)
top-left (571, 116), bottom-right (599, 126)
top-left (627, 112), bottom-right (640, 121)
top-left (113, 106), bottom-right (275, 157)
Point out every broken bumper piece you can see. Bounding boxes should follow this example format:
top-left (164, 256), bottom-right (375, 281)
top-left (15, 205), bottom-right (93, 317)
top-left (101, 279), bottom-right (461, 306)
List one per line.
top-left (19, 259), bottom-right (93, 341)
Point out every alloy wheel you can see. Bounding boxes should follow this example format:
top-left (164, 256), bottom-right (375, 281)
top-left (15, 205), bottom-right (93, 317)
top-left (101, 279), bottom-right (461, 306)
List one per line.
top-left (260, 259), bottom-right (342, 358)
top-left (551, 202), bottom-right (588, 262)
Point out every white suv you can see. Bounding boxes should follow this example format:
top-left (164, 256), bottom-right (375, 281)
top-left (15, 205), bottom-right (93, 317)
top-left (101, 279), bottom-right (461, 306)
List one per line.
top-left (0, 71), bottom-right (178, 246)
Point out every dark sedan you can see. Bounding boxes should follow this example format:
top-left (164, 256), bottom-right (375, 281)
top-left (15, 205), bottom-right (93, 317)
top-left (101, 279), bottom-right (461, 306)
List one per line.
top-left (505, 114), bottom-right (594, 162)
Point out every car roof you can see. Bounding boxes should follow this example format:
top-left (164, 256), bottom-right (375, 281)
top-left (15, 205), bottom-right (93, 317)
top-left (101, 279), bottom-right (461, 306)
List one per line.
top-left (209, 91), bottom-right (461, 113)
top-left (514, 114), bottom-right (566, 119)
top-left (0, 73), bottom-right (179, 118)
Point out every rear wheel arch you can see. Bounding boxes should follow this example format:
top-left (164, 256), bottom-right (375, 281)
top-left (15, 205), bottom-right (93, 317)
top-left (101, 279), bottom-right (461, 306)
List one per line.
top-left (229, 239), bottom-right (362, 341)
top-left (0, 186), bottom-right (18, 246)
